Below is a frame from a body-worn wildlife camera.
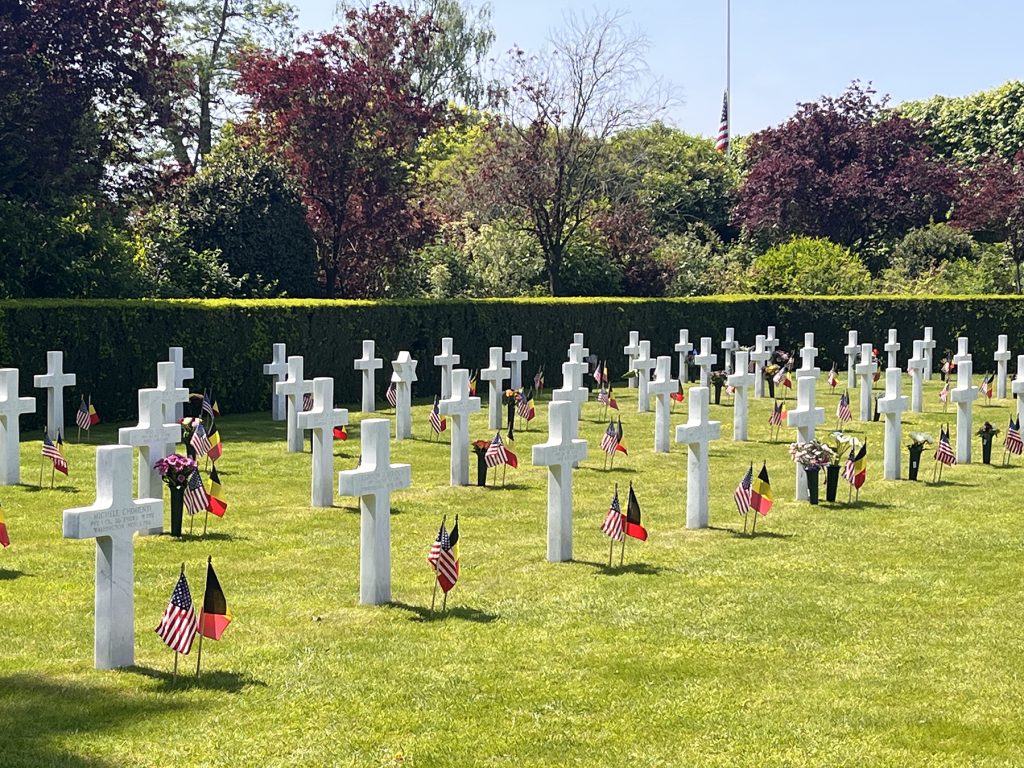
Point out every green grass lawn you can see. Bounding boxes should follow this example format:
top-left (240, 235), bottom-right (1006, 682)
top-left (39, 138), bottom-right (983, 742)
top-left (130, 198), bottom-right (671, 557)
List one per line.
top-left (2, 377), bottom-right (1022, 767)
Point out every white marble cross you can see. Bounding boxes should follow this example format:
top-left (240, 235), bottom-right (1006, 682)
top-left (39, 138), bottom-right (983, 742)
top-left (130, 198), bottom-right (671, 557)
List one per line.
top-left (877, 367), bottom-right (909, 481)
top-left (552, 360), bottom-right (588, 423)
top-left (152, 360), bottom-right (189, 427)
top-left (296, 377), bottom-right (349, 507)
top-left (167, 347), bottom-right (194, 422)
top-left (995, 334), bottom-right (1012, 400)
top-left (433, 337), bottom-right (459, 401)
top-left (843, 330), bottom-right (860, 390)
top-left (648, 356), bottom-right (679, 453)
top-left (505, 335), bottom-right (529, 390)
top-left (33, 351), bottom-right (75, 439)
top-left (750, 334), bottom-right (771, 399)
top-left (276, 356), bottom-right (314, 452)
top-left (532, 400), bottom-right (588, 562)
top-left (563, 342), bottom-right (590, 418)
top-left (884, 329), bottom-right (901, 369)
top-left (633, 340), bottom-right (657, 414)
top-left (796, 332), bottom-right (820, 380)
top-left (675, 386), bottom-right (721, 529)
top-left (338, 419), bottom-right (411, 605)
top-left (623, 331), bottom-right (641, 389)
top-left (786, 374), bottom-right (825, 500)
top-left (439, 369), bottom-right (481, 486)
top-left (765, 325), bottom-right (780, 357)
top-left (118, 388), bottom-right (182, 506)
top-left (721, 327), bottom-right (738, 374)
top-left (263, 343), bottom-right (288, 421)
top-left (922, 326), bottom-right (936, 381)
top-left (953, 337), bottom-right (971, 366)
top-left (908, 340), bottom-right (927, 413)
top-left (0, 369), bottom-right (37, 485)
top-left (951, 356), bottom-right (978, 463)
top-left (854, 343), bottom-right (877, 421)
top-left (480, 346), bottom-right (510, 430)
top-left (63, 445), bottom-right (162, 669)
top-left (391, 352), bottom-right (418, 440)
top-left (355, 340), bottom-right (384, 413)
top-left (1014, 355), bottom-right (1024, 427)
top-left (694, 337), bottom-right (718, 388)
top-left (728, 350), bottom-right (755, 441)
top-left (573, 332), bottom-right (590, 361)
top-left (674, 329), bottom-right (692, 384)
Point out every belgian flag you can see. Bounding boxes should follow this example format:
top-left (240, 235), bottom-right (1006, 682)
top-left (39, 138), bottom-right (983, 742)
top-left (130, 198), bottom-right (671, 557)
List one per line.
top-left (199, 557), bottom-right (232, 640)
top-left (848, 442), bottom-right (868, 489)
top-left (615, 418), bottom-right (628, 455)
top-left (624, 483), bottom-right (648, 540)
top-left (207, 425), bottom-right (223, 462)
top-left (207, 466), bottom-right (227, 517)
top-left (0, 505), bottom-right (9, 548)
top-left (333, 425), bottom-right (348, 440)
top-left (750, 462), bottom-right (773, 515)
top-left (449, 516), bottom-right (460, 577)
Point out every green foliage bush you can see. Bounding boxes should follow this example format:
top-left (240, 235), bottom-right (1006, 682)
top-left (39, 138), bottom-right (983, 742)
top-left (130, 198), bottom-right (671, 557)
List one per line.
top-left (891, 223), bottom-right (978, 278)
top-left (748, 237), bottom-right (872, 294)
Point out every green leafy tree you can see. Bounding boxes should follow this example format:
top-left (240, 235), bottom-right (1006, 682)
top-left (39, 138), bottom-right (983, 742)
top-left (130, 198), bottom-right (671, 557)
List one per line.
top-left (890, 223), bottom-right (977, 278)
top-left (746, 237), bottom-right (872, 295)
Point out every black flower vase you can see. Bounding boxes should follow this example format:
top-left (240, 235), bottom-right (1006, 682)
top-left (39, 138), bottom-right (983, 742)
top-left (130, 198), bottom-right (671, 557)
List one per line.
top-left (825, 464), bottom-right (840, 501)
top-left (908, 444), bottom-right (924, 480)
top-left (767, 378), bottom-right (776, 398)
top-left (713, 383), bottom-right (723, 405)
top-left (169, 485), bottom-right (185, 537)
top-left (475, 449), bottom-right (488, 486)
top-left (806, 467), bottom-right (820, 505)
top-left (981, 434), bottom-right (994, 465)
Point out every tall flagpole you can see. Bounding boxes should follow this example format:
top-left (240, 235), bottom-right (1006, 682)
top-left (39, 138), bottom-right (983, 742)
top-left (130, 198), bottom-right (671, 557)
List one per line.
top-left (726, 0), bottom-right (731, 155)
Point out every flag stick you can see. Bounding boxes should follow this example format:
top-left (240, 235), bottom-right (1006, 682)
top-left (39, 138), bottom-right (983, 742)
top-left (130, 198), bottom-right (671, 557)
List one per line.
top-left (608, 535), bottom-right (614, 567)
top-left (202, 507), bottom-right (209, 536)
top-left (751, 511), bottom-right (759, 536)
top-left (931, 457), bottom-right (939, 483)
top-left (847, 478), bottom-right (853, 503)
top-left (189, 511), bottom-right (194, 536)
top-left (430, 576), bottom-right (439, 612)
top-left (38, 454), bottom-right (44, 488)
top-left (77, 425), bottom-right (81, 442)
top-left (194, 612), bottom-right (205, 676)
top-left (442, 591), bottom-right (448, 613)
top-left (502, 463), bottom-right (507, 488)
top-left (50, 465), bottom-right (55, 489)
top-left (619, 532), bottom-right (626, 566)
top-left (173, 650), bottom-right (178, 681)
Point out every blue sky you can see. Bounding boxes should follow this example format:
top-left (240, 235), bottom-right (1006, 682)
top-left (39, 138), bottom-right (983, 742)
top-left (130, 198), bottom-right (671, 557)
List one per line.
top-left (291, 1), bottom-right (1023, 138)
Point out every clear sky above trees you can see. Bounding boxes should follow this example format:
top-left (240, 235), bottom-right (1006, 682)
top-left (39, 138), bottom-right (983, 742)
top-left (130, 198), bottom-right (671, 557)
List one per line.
top-left (293, 0), bottom-right (1024, 137)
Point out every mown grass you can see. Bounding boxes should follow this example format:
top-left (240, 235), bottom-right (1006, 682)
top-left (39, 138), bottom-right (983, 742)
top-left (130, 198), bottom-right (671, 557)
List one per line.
top-left (1, 377), bottom-right (1022, 767)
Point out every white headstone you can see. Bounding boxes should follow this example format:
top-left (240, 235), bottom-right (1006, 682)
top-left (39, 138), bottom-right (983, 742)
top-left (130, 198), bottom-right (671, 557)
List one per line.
top-left (551, 360), bottom-right (588, 424)
top-left (152, 361), bottom-right (189, 425)
top-left (674, 329), bottom-right (692, 384)
top-left (0, 369), bottom-right (36, 485)
top-left (954, 337), bottom-right (971, 366)
top-left (354, 340), bottom-right (384, 413)
top-left (951, 356), bottom-right (978, 463)
top-left (796, 332), bottom-right (820, 380)
top-left (877, 367), bottom-right (909, 481)
top-left (648, 356), bottom-right (679, 453)
top-left (854, 343), bottom-right (877, 421)
top-left (908, 340), bottom-right (927, 413)
top-left (884, 328), bottom-right (901, 370)
top-left (995, 334), bottom-right (1012, 400)
top-left (843, 330), bottom-right (860, 390)
top-left (573, 332), bottom-right (590, 360)
top-left (480, 346), bottom-right (510, 430)
top-left (438, 369), bottom-right (481, 486)
top-left (296, 377), bottom-right (349, 507)
top-left (1014, 355), bottom-right (1024, 426)
top-left (276, 356), bottom-right (314, 452)
top-left (765, 325), bottom-right (780, 356)
top-left (786, 374), bottom-right (825, 500)
top-left (505, 335), bottom-right (529, 390)
top-left (721, 327), bottom-right (738, 374)
top-left (922, 327), bottom-right (936, 381)
top-left (338, 419), bottom-right (411, 605)
top-left (728, 350), bottom-right (755, 441)
top-left (391, 352), bottom-right (418, 440)
top-left (694, 337), bottom-right (718, 388)
top-left (433, 337), bottom-right (459, 400)
top-left (623, 331), bottom-right (641, 389)
top-left (33, 351), bottom-right (75, 439)
top-left (750, 334), bottom-right (771, 399)
top-left (118, 388), bottom-right (182, 504)
top-left (674, 386), bottom-right (721, 529)
top-left (167, 347), bottom-right (193, 422)
top-left (633, 340), bottom-right (657, 414)
top-left (532, 400), bottom-right (588, 562)
top-left (62, 445), bottom-right (162, 669)
top-left (263, 343), bottom-right (288, 421)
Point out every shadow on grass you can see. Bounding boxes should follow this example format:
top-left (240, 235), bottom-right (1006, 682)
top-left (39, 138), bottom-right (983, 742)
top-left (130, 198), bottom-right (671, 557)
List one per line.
top-left (576, 560), bottom-right (664, 577)
top-left (126, 665), bottom-right (266, 694)
top-left (480, 482), bottom-right (528, 491)
top-left (387, 601), bottom-right (499, 624)
top-left (834, 499), bottom-right (893, 510)
top-left (159, 531), bottom-right (245, 543)
top-left (0, 568), bottom-right (28, 581)
top-left (721, 528), bottom-right (795, 540)
top-left (583, 465), bottom-right (637, 475)
top-left (0, 673), bottom-right (188, 767)
top-left (22, 484), bottom-right (81, 494)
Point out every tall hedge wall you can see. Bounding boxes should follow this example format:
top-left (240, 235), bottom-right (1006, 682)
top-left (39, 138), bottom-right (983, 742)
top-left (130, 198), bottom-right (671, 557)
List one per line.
top-left (1, 296), bottom-right (1021, 425)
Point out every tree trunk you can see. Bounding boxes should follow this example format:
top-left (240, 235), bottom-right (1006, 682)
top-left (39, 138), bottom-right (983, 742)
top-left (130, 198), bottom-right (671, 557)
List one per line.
top-left (198, 77), bottom-right (212, 163)
top-left (546, 245), bottom-right (563, 296)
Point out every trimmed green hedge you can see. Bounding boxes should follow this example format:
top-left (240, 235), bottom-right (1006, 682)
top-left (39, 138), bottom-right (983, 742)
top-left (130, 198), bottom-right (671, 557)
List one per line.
top-left (1, 296), bottom-right (1022, 425)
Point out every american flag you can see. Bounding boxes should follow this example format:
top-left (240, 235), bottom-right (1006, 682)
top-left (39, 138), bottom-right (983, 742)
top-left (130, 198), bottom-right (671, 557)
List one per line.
top-left (75, 397), bottom-right (91, 431)
top-left (773, 365), bottom-right (791, 387)
top-left (190, 422), bottom-right (212, 456)
top-left (939, 382), bottom-right (950, 403)
top-left (726, 383), bottom-right (736, 396)
top-left (184, 468), bottom-right (209, 515)
top-left (42, 432), bottom-right (68, 475)
top-left (715, 91), bottom-right (730, 153)
top-left (982, 374), bottom-right (995, 399)
top-left (428, 521), bottom-right (459, 593)
top-left (601, 489), bottom-right (624, 541)
top-left (935, 428), bottom-right (957, 465)
top-left (600, 421), bottom-right (619, 455)
top-left (385, 382), bottom-right (397, 407)
top-left (734, 465), bottom-right (753, 517)
top-left (302, 391), bottom-right (314, 411)
top-left (202, 391), bottom-right (215, 419)
top-left (533, 368), bottom-right (544, 390)
top-left (484, 432), bottom-right (515, 468)
top-left (837, 391), bottom-right (852, 423)
top-left (155, 571), bottom-right (198, 654)
top-left (1006, 417), bottom-right (1023, 455)
top-left (827, 365), bottom-right (839, 390)
top-left (593, 360), bottom-right (603, 384)
top-left (516, 391), bottom-right (535, 421)
top-left (597, 387), bottom-right (609, 405)
top-left (768, 401), bottom-right (784, 427)
top-left (429, 396), bottom-right (446, 434)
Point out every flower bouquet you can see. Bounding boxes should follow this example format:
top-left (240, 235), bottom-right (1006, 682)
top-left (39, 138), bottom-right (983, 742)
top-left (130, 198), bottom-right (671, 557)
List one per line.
top-left (154, 453), bottom-right (199, 537)
top-left (709, 370), bottom-right (727, 404)
top-left (823, 431), bottom-right (854, 499)
top-left (977, 421), bottom-right (1000, 465)
top-left (789, 439), bottom-right (835, 505)
top-left (907, 432), bottom-right (933, 480)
